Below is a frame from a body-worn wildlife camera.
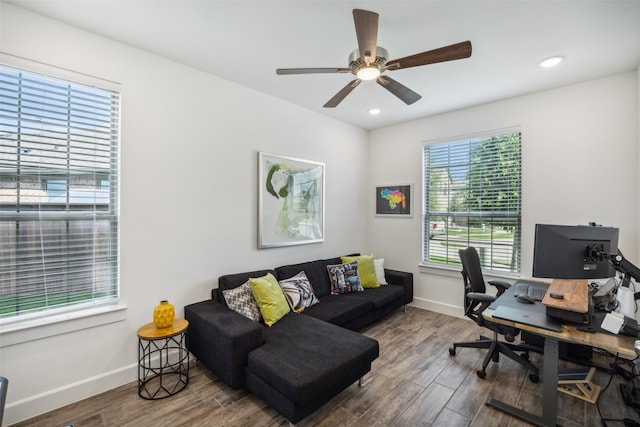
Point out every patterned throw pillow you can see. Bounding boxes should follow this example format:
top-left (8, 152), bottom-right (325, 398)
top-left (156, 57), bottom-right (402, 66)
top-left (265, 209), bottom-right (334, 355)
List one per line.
top-left (341, 254), bottom-right (380, 288)
top-left (279, 271), bottom-right (319, 312)
top-left (222, 281), bottom-right (262, 322)
top-left (327, 261), bottom-right (364, 294)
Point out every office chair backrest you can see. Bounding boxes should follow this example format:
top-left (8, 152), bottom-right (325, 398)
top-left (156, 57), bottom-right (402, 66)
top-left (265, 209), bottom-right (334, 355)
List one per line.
top-left (459, 247), bottom-right (486, 294)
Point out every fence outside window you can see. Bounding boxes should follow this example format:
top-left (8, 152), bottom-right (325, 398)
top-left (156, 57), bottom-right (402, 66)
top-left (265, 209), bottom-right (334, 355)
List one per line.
top-left (0, 63), bottom-right (120, 320)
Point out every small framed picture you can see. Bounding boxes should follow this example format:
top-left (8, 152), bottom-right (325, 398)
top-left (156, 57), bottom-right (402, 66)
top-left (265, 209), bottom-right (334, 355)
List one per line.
top-left (375, 184), bottom-right (412, 217)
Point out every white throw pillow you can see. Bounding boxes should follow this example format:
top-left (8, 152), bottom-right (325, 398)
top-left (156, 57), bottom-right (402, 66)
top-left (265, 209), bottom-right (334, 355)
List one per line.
top-left (374, 258), bottom-right (388, 285)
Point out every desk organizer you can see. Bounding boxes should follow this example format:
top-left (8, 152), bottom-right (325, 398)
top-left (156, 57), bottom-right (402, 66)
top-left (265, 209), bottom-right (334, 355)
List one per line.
top-left (557, 367), bottom-right (601, 403)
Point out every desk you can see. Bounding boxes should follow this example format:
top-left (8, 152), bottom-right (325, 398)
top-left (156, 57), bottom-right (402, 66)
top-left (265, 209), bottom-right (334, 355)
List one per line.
top-left (485, 292), bottom-right (635, 427)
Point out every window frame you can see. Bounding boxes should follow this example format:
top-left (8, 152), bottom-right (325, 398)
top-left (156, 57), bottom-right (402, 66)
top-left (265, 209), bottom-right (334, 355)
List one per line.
top-left (422, 127), bottom-right (522, 275)
top-left (0, 56), bottom-right (121, 331)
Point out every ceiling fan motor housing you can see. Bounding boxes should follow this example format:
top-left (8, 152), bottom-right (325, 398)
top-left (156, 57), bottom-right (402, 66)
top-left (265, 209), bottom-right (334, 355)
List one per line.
top-left (349, 46), bottom-right (389, 76)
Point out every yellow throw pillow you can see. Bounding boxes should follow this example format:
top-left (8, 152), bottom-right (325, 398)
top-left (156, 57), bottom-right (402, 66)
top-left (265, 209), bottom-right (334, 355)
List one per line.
top-left (249, 273), bottom-right (291, 326)
top-left (341, 254), bottom-right (380, 288)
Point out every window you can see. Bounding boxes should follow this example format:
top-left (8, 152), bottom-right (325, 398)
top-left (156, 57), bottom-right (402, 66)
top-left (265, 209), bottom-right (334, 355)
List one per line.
top-left (0, 63), bottom-right (120, 322)
top-left (423, 128), bottom-right (522, 273)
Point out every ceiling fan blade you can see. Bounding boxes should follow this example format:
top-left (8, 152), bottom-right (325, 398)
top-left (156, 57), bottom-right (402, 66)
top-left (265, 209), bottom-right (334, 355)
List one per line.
top-left (323, 79), bottom-right (361, 108)
top-left (386, 41), bottom-right (472, 70)
top-left (276, 68), bottom-right (351, 75)
top-left (376, 76), bottom-right (422, 105)
top-left (353, 9), bottom-right (379, 63)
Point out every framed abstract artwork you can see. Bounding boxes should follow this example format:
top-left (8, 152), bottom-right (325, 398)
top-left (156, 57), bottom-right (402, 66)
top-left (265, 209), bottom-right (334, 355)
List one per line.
top-left (258, 152), bottom-right (325, 248)
top-left (375, 184), bottom-right (412, 217)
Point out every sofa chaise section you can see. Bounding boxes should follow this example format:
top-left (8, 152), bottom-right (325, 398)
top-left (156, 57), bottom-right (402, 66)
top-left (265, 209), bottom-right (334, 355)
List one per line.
top-left (245, 313), bottom-right (379, 424)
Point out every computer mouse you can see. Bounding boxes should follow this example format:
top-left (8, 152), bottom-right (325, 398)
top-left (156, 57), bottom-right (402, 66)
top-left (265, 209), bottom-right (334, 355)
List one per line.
top-left (517, 294), bottom-right (536, 304)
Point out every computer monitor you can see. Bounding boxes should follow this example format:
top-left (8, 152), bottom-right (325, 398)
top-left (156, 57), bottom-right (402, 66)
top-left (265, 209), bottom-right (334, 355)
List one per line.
top-left (532, 224), bottom-right (619, 279)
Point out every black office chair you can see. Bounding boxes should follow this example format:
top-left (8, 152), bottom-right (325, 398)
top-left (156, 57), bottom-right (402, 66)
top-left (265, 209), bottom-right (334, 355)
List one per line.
top-left (0, 376), bottom-right (7, 427)
top-left (449, 247), bottom-right (539, 382)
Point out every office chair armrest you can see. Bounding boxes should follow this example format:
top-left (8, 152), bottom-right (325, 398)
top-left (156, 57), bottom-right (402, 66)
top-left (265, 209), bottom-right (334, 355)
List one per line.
top-left (466, 292), bottom-right (494, 319)
top-left (466, 292), bottom-right (495, 304)
top-left (488, 279), bottom-right (510, 297)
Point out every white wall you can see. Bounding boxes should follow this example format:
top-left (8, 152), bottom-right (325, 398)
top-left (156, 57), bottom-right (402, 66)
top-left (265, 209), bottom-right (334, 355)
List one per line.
top-left (2, 3), bottom-right (639, 425)
top-left (368, 72), bottom-right (639, 316)
top-left (0, 4), bottom-right (369, 425)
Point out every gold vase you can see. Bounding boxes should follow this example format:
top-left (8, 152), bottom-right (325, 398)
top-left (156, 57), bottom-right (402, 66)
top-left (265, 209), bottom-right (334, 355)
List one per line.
top-left (153, 300), bottom-right (175, 328)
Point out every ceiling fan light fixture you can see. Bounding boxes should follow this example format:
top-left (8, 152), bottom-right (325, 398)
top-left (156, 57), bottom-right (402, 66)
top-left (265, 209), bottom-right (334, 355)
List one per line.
top-left (357, 65), bottom-right (380, 81)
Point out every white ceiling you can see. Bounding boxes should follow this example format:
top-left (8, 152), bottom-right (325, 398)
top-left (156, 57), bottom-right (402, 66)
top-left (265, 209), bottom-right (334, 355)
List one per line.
top-left (6, 0), bottom-right (640, 130)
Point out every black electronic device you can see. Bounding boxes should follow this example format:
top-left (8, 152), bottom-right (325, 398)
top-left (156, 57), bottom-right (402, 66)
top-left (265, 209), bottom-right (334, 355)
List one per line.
top-left (492, 306), bottom-right (562, 332)
top-left (517, 294), bottom-right (536, 304)
top-left (532, 223), bottom-right (619, 280)
top-left (513, 282), bottom-right (547, 301)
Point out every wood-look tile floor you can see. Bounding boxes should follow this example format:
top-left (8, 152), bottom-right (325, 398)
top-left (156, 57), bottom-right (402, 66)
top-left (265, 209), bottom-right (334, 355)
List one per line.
top-left (12, 306), bottom-right (640, 427)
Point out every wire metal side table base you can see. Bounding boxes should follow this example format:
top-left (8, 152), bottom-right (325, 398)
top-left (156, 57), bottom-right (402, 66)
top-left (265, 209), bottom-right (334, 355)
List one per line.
top-left (137, 320), bottom-right (189, 400)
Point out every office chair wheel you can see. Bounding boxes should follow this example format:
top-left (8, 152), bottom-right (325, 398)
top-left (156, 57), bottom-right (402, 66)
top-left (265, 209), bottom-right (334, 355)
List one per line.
top-left (529, 373), bottom-right (539, 383)
top-left (449, 347), bottom-right (456, 356)
top-left (477, 370), bottom-right (486, 379)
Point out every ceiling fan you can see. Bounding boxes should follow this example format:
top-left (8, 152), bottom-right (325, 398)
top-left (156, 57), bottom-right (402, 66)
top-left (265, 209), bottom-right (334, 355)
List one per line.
top-left (276, 9), bottom-right (472, 108)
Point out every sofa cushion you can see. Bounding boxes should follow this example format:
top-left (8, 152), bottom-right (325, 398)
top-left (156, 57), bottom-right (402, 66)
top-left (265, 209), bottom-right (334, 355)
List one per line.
top-left (250, 273), bottom-right (290, 326)
top-left (300, 293), bottom-right (372, 325)
top-left (345, 285), bottom-right (404, 309)
top-left (275, 257), bottom-right (341, 298)
top-left (327, 261), bottom-right (364, 294)
top-left (222, 281), bottom-right (262, 321)
top-left (247, 313), bottom-right (379, 406)
top-left (341, 254), bottom-right (379, 288)
top-left (278, 271), bottom-right (319, 312)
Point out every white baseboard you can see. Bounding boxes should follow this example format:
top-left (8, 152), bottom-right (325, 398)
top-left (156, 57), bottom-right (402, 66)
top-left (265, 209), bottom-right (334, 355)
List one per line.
top-left (410, 296), bottom-right (465, 318)
top-left (5, 363), bottom-right (137, 426)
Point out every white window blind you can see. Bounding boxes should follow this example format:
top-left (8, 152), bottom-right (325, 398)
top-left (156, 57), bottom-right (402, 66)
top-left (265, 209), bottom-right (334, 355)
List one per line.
top-left (423, 129), bottom-right (522, 273)
top-left (0, 64), bottom-right (120, 321)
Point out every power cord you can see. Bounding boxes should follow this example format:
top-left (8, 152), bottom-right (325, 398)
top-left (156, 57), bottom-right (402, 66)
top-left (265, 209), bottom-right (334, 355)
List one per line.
top-left (599, 358), bottom-right (640, 426)
top-left (599, 362), bottom-right (618, 426)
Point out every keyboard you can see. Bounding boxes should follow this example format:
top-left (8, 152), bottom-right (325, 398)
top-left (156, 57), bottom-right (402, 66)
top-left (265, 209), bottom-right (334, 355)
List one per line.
top-left (527, 286), bottom-right (547, 302)
top-left (514, 282), bottom-right (547, 302)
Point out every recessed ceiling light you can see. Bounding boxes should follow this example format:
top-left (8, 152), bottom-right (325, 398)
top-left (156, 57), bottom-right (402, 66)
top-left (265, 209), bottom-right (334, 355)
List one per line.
top-left (538, 56), bottom-right (565, 68)
top-left (368, 108), bottom-right (381, 115)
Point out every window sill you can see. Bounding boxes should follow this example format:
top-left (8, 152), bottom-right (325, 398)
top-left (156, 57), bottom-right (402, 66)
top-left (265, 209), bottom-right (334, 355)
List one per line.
top-left (418, 263), bottom-right (521, 282)
top-left (0, 303), bottom-right (127, 348)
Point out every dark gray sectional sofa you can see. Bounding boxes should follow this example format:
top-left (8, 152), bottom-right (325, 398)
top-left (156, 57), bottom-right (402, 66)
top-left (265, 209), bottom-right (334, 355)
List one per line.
top-left (184, 255), bottom-right (413, 424)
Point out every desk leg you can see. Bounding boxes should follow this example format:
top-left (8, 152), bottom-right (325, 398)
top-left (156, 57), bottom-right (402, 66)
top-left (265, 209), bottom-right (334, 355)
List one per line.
top-left (486, 336), bottom-right (558, 427)
top-left (542, 337), bottom-right (559, 426)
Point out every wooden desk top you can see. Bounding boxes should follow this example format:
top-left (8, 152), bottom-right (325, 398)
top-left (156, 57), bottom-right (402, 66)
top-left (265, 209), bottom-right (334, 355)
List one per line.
top-left (542, 279), bottom-right (589, 313)
top-left (486, 309), bottom-right (636, 359)
top-left (137, 318), bottom-right (189, 340)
